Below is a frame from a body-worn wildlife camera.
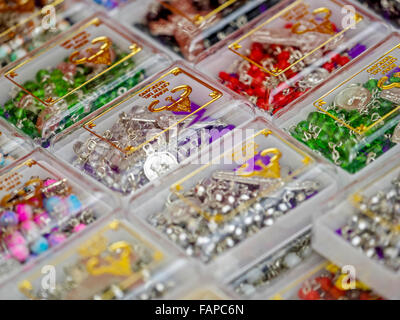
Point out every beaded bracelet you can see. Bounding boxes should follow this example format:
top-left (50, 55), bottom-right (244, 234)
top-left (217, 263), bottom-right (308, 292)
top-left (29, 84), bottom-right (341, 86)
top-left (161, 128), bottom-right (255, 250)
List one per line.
top-left (72, 102), bottom-right (234, 195)
top-left (136, 0), bottom-right (275, 60)
top-left (232, 230), bottom-right (312, 297)
top-left (290, 74), bottom-right (400, 174)
top-left (0, 177), bottom-right (97, 278)
top-left (218, 24), bottom-right (365, 114)
top-left (149, 152), bottom-right (320, 263)
top-left (336, 173), bottom-right (400, 271)
top-left (296, 263), bottom-right (383, 300)
top-left (1, 45), bottom-right (144, 143)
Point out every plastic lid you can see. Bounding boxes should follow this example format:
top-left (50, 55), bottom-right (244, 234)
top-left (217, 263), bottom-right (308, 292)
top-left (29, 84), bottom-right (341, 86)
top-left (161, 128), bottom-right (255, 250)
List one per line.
top-left (197, 0), bottom-right (389, 114)
top-left (0, 0), bottom-right (89, 72)
top-left (0, 13), bottom-right (170, 144)
top-left (143, 118), bottom-right (332, 264)
top-left (270, 260), bottom-right (384, 300)
top-left (52, 62), bottom-right (253, 197)
top-left (288, 36), bottom-right (400, 175)
top-left (131, 0), bottom-right (280, 61)
top-left (15, 217), bottom-right (176, 300)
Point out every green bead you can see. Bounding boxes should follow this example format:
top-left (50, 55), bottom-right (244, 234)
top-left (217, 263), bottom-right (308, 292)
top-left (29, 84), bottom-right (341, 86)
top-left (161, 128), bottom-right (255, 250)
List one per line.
top-left (23, 81), bottom-right (39, 92)
top-left (4, 100), bottom-right (14, 111)
top-left (389, 75), bottom-right (400, 83)
top-left (33, 88), bottom-right (45, 99)
top-left (316, 132), bottom-right (329, 149)
top-left (305, 139), bottom-right (319, 150)
top-left (307, 112), bottom-right (320, 125)
top-left (321, 122), bottom-right (337, 135)
top-left (36, 69), bottom-right (50, 83)
top-left (54, 79), bottom-right (69, 96)
top-left (327, 109), bottom-right (339, 118)
top-left (364, 79), bottom-right (378, 91)
top-left (15, 91), bottom-right (26, 102)
top-left (50, 69), bottom-right (63, 81)
top-left (14, 108), bottom-right (26, 120)
top-left (74, 75), bottom-right (86, 87)
top-left (22, 119), bottom-right (38, 137)
top-left (338, 139), bottom-right (356, 160)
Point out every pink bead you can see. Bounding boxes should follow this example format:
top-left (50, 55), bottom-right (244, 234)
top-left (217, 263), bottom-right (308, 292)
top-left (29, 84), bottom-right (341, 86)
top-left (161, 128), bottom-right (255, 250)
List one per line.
top-left (8, 244), bottom-right (29, 262)
top-left (43, 179), bottom-right (57, 187)
top-left (30, 197), bottom-right (40, 207)
top-left (20, 220), bottom-right (36, 232)
top-left (16, 204), bottom-right (33, 222)
top-left (73, 223), bottom-right (86, 233)
top-left (5, 231), bottom-right (26, 246)
top-left (48, 233), bottom-right (66, 246)
top-left (33, 211), bottom-right (51, 228)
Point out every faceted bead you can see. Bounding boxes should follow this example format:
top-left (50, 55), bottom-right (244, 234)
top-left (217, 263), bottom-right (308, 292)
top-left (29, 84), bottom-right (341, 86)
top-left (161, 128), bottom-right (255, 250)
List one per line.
top-left (36, 69), bottom-right (50, 83)
top-left (364, 79), bottom-right (378, 91)
top-left (14, 108), bottom-right (26, 120)
top-left (23, 81), bottom-right (39, 92)
top-left (50, 68), bottom-right (63, 81)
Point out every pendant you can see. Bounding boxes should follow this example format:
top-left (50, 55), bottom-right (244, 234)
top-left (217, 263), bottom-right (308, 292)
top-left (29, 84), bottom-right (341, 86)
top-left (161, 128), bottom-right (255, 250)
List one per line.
top-left (391, 122), bottom-right (400, 144)
top-left (380, 87), bottom-right (400, 105)
top-left (303, 68), bottom-right (329, 87)
top-left (334, 84), bottom-right (372, 111)
top-left (143, 144), bottom-right (178, 181)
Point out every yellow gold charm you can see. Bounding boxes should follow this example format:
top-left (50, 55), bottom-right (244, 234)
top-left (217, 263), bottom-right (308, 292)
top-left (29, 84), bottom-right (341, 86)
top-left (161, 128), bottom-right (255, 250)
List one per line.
top-left (292, 7), bottom-right (335, 35)
top-left (86, 241), bottom-right (133, 277)
top-left (69, 36), bottom-right (112, 66)
top-left (148, 85), bottom-right (192, 113)
top-left (377, 75), bottom-right (400, 90)
top-left (237, 148), bottom-right (282, 179)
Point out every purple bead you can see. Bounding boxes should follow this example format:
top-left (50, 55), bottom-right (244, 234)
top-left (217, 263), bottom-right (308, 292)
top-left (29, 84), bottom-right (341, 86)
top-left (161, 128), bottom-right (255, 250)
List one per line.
top-left (376, 247), bottom-right (384, 259)
top-left (0, 211), bottom-right (18, 228)
top-left (348, 44), bottom-right (366, 59)
top-left (335, 228), bottom-right (342, 236)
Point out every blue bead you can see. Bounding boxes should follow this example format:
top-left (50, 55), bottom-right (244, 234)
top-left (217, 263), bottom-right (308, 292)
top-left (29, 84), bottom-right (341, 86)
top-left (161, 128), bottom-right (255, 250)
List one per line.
top-left (30, 236), bottom-right (49, 255)
top-left (66, 194), bottom-right (82, 213)
top-left (43, 196), bottom-right (64, 215)
top-left (0, 211), bottom-right (18, 227)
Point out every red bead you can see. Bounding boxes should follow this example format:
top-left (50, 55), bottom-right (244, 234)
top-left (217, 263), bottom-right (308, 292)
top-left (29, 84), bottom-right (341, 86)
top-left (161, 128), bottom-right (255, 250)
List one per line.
top-left (256, 98), bottom-right (269, 110)
top-left (305, 290), bottom-right (321, 300)
top-left (284, 23), bottom-right (293, 29)
top-left (246, 88), bottom-right (255, 96)
top-left (251, 42), bottom-right (263, 52)
top-left (277, 50), bottom-right (290, 62)
top-left (329, 286), bottom-right (346, 300)
top-left (322, 62), bottom-right (335, 73)
top-left (254, 86), bottom-right (267, 98)
top-left (219, 71), bottom-right (231, 82)
top-left (360, 292), bottom-right (371, 300)
top-left (229, 77), bottom-right (239, 86)
top-left (251, 75), bottom-right (265, 88)
top-left (247, 65), bottom-right (261, 77)
top-left (249, 49), bottom-right (264, 63)
top-left (338, 56), bottom-right (350, 66)
top-left (330, 53), bottom-right (341, 65)
top-left (316, 276), bottom-right (332, 292)
top-left (277, 60), bottom-right (290, 71)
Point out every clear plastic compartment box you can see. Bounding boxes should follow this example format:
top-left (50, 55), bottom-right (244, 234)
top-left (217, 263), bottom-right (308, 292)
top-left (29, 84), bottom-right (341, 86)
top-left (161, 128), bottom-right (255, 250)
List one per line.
top-left (0, 147), bottom-right (118, 286)
top-left (51, 61), bottom-right (256, 201)
top-left (196, 0), bottom-right (390, 115)
top-left (128, 117), bottom-right (337, 279)
top-left (122, 0), bottom-right (281, 61)
top-left (0, 12), bottom-right (171, 145)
